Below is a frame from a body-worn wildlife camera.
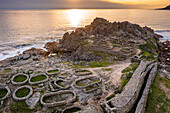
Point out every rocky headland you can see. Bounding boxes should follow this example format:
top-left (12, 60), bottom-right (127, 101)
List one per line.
top-left (0, 18), bottom-right (169, 113)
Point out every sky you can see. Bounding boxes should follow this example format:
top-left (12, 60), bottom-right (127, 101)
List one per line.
top-left (0, 0), bottom-right (169, 9)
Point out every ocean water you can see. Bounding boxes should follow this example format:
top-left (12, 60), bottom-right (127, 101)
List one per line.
top-left (0, 9), bottom-right (170, 61)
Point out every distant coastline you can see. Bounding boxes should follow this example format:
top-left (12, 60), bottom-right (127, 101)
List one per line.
top-left (156, 5), bottom-right (170, 10)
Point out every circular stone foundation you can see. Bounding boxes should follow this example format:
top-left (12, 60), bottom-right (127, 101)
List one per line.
top-left (74, 70), bottom-right (92, 76)
top-left (11, 73), bottom-right (29, 85)
top-left (12, 85), bottom-right (33, 101)
top-left (46, 69), bottom-right (60, 75)
top-left (0, 86), bottom-right (11, 101)
top-left (74, 76), bottom-right (101, 89)
top-left (29, 73), bottom-right (48, 85)
top-left (40, 90), bottom-right (76, 107)
top-left (54, 79), bottom-right (70, 90)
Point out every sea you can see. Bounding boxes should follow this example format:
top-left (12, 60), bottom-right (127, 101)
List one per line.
top-left (0, 9), bottom-right (170, 61)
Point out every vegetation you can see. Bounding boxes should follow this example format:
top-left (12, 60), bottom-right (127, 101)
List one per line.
top-left (120, 63), bottom-right (139, 90)
top-left (106, 93), bottom-right (115, 101)
top-left (112, 44), bottom-right (121, 47)
top-left (30, 75), bottom-right (47, 82)
top-left (10, 101), bottom-right (36, 113)
top-left (16, 88), bottom-right (30, 98)
top-left (47, 69), bottom-right (59, 74)
top-left (0, 68), bottom-right (11, 74)
top-left (145, 73), bottom-right (170, 113)
top-left (13, 75), bottom-right (27, 82)
top-left (139, 39), bottom-right (157, 61)
top-left (0, 89), bottom-right (8, 98)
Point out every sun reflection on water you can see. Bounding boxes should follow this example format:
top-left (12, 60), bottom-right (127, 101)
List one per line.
top-left (67, 9), bottom-right (86, 27)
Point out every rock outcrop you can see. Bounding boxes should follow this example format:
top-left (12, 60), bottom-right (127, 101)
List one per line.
top-left (45, 18), bottom-right (161, 61)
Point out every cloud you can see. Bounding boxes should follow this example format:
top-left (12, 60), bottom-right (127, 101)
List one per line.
top-left (0, 0), bottom-right (166, 9)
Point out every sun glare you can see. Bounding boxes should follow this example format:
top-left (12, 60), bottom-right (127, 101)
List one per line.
top-left (67, 9), bottom-right (86, 27)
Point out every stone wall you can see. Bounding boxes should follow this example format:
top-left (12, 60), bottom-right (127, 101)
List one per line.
top-left (135, 63), bottom-right (157, 113)
top-left (101, 60), bottom-right (154, 113)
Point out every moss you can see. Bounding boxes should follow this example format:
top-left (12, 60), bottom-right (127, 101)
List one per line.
top-left (88, 61), bottom-right (112, 68)
top-left (30, 75), bottom-right (47, 82)
top-left (121, 63), bottom-right (139, 91)
top-left (0, 89), bottom-right (8, 98)
top-left (139, 40), bottom-right (157, 61)
top-left (76, 78), bottom-right (100, 86)
top-left (47, 69), bottom-right (59, 74)
top-left (112, 44), bottom-right (121, 47)
top-left (106, 93), bottom-right (115, 101)
top-left (145, 73), bottom-right (170, 113)
top-left (13, 75), bottom-right (27, 82)
top-left (0, 69), bottom-right (11, 74)
top-left (10, 101), bottom-right (36, 113)
top-left (15, 88), bottom-right (30, 98)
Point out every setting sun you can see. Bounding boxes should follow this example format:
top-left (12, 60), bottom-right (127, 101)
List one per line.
top-left (67, 9), bottom-right (86, 27)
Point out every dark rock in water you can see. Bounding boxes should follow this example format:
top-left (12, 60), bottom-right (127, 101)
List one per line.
top-left (23, 48), bottom-right (48, 57)
top-left (45, 17), bottom-right (160, 61)
top-left (14, 44), bottom-right (33, 49)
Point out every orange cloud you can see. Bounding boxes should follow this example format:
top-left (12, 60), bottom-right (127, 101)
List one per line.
top-left (102, 0), bottom-right (169, 5)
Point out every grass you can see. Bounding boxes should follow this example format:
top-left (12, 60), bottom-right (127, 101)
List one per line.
top-left (47, 69), bottom-right (59, 74)
top-left (0, 89), bottom-right (8, 98)
top-left (106, 93), bottom-right (115, 101)
top-left (0, 68), bottom-right (11, 74)
top-left (120, 63), bottom-right (139, 91)
top-left (138, 40), bottom-right (157, 61)
top-left (15, 88), bottom-right (30, 98)
top-left (112, 44), bottom-right (121, 47)
top-left (10, 101), bottom-right (36, 113)
top-left (13, 75), bottom-right (27, 82)
top-left (30, 75), bottom-right (47, 82)
top-left (145, 73), bottom-right (170, 113)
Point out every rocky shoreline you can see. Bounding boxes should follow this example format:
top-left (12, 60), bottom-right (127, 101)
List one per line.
top-left (0, 18), bottom-right (169, 113)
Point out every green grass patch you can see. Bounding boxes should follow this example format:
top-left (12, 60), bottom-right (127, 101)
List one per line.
top-left (47, 69), bottom-right (59, 74)
top-left (10, 101), bottom-right (36, 113)
top-left (30, 75), bottom-right (47, 82)
top-left (13, 75), bottom-right (27, 82)
top-left (15, 88), bottom-right (30, 98)
top-left (0, 89), bottom-right (8, 98)
top-left (139, 40), bottom-right (157, 61)
top-left (120, 63), bottom-right (139, 91)
top-left (112, 44), bottom-right (121, 47)
top-left (145, 73), bottom-right (170, 113)
top-left (106, 93), bottom-right (115, 101)
top-left (0, 68), bottom-right (11, 74)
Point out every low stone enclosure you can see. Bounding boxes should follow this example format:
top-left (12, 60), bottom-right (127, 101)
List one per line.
top-left (11, 73), bottom-right (29, 85)
top-left (0, 86), bottom-right (11, 101)
top-left (40, 90), bottom-right (76, 107)
top-left (74, 69), bottom-right (92, 76)
top-left (101, 61), bottom-right (158, 113)
top-left (12, 85), bottom-right (33, 101)
top-left (29, 73), bottom-right (49, 85)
